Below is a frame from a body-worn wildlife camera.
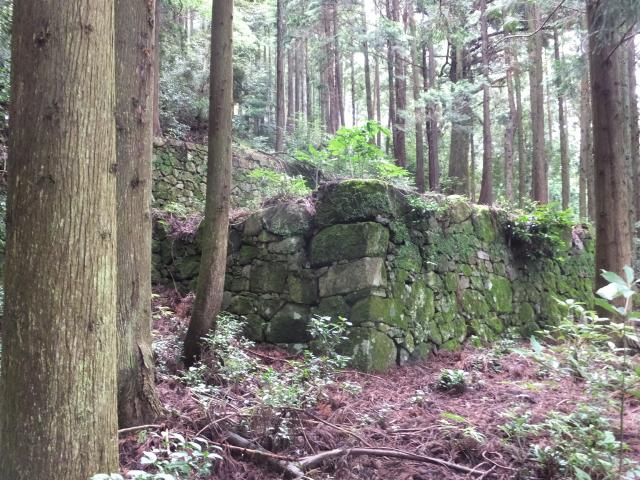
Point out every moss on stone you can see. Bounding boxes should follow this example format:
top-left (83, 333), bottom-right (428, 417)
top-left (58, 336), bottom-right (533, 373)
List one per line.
top-left (287, 273), bottom-right (318, 305)
top-left (315, 180), bottom-right (396, 226)
top-left (340, 327), bottom-right (397, 372)
top-left (319, 257), bottom-right (387, 297)
top-left (263, 203), bottom-right (313, 236)
top-left (310, 222), bottom-right (389, 266)
top-left (267, 304), bottom-right (312, 343)
top-left (488, 275), bottom-right (513, 313)
top-left (238, 245), bottom-right (259, 265)
top-left (350, 296), bottom-right (404, 327)
top-left (250, 262), bottom-right (288, 293)
top-left (472, 206), bottom-right (496, 242)
top-left (394, 243), bottom-right (422, 273)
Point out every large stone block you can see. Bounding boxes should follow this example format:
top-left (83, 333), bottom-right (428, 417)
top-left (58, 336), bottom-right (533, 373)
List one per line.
top-left (250, 262), bottom-right (288, 293)
top-left (315, 180), bottom-right (397, 226)
top-left (267, 304), bottom-right (312, 343)
top-left (319, 257), bottom-right (387, 297)
top-left (339, 327), bottom-right (397, 372)
top-left (262, 203), bottom-right (312, 236)
top-left (310, 222), bottom-right (389, 266)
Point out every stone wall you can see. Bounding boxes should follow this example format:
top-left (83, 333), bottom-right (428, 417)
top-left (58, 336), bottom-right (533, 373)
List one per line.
top-left (152, 138), bottom-right (285, 210)
top-left (153, 180), bottom-right (594, 372)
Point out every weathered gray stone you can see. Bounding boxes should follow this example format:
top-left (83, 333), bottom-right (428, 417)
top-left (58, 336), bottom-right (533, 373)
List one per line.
top-left (263, 203), bottom-right (312, 236)
top-left (267, 304), bottom-right (312, 343)
top-left (319, 257), bottom-right (387, 297)
top-left (250, 262), bottom-right (288, 293)
top-left (310, 222), bottom-right (389, 266)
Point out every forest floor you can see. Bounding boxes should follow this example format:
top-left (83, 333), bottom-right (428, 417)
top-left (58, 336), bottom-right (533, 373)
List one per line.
top-left (118, 289), bottom-right (640, 480)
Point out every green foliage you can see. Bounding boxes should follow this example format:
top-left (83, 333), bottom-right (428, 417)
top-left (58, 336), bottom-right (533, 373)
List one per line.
top-left (438, 412), bottom-right (486, 444)
top-left (504, 203), bottom-right (575, 258)
top-left (507, 269), bottom-right (640, 478)
top-left (245, 167), bottom-right (311, 205)
top-left (436, 368), bottom-right (467, 393)
top-left (296, 121), bottom-right (412, 187)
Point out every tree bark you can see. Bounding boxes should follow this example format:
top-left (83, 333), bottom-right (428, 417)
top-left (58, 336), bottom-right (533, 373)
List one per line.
top-left (287, 48), bottom-right (295, 132)
top-left (579, 74), bottom-right (592, 220)
top-left (153, 0), bottom-right (163, 137)
top-left (586, 0), bottom-right (632, 289)
top-left (424, 40), bottom-right (439, 190)
top-left (505, 44), bottom-right (516, 203)
top-left (553, 29), bottom-right (570, 209)
top-left (391, 0), bottom-right (406, 167)
top-left (448, 44), bottom-right (470, 195)
top-left (115, 0), bottom-right (164, 428)
top-left (375, 54), bottom-right (382, 146)
top-left (362, 3), bottom-right (374, 121)
top-left (528, 3), bottom-right (548, 203)
top-left (513, 47), bottom-right (527, 206)
top-left (350, 51), bottom-right (356, 124)
top-left (409, 9), bottom-right (424, 192)
top-left (183, 0), bottom-right (233, 366)
top-left (0, 0), bottom-right (118, 477)
top-left (385, 0), bottom-right (395, 154)
top-left (332, 0), bottom-right (345, 127)
top-left (627, 37), bottom-right (639, 222)
top-left (478, 0), bottom-right (493, 205)
top-left (275, 0), bottom-right (286, 151)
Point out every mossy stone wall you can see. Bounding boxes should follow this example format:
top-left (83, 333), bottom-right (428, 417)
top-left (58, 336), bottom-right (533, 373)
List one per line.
top-left (152, 138), bottom-right (283, 210)
top-left (153, 180), bottom-right (594, 372)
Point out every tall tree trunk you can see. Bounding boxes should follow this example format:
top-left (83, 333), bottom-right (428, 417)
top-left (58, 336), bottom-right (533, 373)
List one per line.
top-left (554, 29), bottom-right (570, 209)
top-left (478, 0), bottom-right (493, 205)
top-left (0, 0), bottom-right (118, 477)
top-left (513, 47), bottom-right (527, 206)
top-left (287, 49), bottom-right (295, 132)
top-left (391, 0), bottom-right (406, 167)
top-left (385, 0), bottom-right (395, 155)
top-left (424, 40), bottom-right (439, 190)
top-left (409, 10), bottom-right (424, 192)
top-left (528, 3), bottom-right (548, 203)
top-left (627, 37), bottom-right (640, 223)
top-left (305, 39), bottom-right (313, 123)
top-left (579, 74), bottom-right (592, 220)
top-left (115, 0), bottom-right (163, 428)
top-left (375, 54), bottom-right (382, 145)
top-left (350, 51), bottom-right (356, 124)
top-left (448, 44), bottom-right (470, 195)
top-left (586, 0), bottom-right (632, 289)
top-left (275, 0), bottom-right (286, 151)
top-left (153, 0), bottom-right (163, 136)
top-left (362, 3), bottom-right (374, 121)
top-left (183, 0), bottom-right (233, 366)
top-left (294, 42), bottom-right (302, 119)
top-left (505, 44), bottom-right (517, 203)
top-left (333, 0), bottom-right (345, 127)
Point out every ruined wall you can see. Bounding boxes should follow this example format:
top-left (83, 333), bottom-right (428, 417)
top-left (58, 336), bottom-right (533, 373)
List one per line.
top-left (153, 180), bottom-right (594, 372)
top-left (152, 138), bottom-right (285, 210)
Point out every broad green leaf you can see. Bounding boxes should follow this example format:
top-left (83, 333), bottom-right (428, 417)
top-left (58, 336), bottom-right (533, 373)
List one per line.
top-left (601, 270), bottom-right (627, 287)
top-left (624, 265), bottom-right (635, 284)
top-left (596, 283), bottom-right (621, 301)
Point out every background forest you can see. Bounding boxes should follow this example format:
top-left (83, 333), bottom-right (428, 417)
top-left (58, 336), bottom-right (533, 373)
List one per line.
top-left (0, 0), bottom-right (640, 479)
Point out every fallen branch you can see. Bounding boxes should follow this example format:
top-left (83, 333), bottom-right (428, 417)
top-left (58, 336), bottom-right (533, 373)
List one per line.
top-left (117, 424), bottom-right (163, 436)
top-left (298, 447), bottom-right (491, 477)
top-left (223, 432), bottom-right (306, 478)
top-left (291, 408), bottom-right (372, 447)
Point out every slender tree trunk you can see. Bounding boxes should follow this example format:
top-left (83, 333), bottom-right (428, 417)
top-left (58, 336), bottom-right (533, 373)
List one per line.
top-left (294, 42), bottom-right (302, 119)
top-left (385, 0), bottom-right (395, 155)
top-left (287, 49), bottom-right (295, 132)
top-left (350, 51), bottom-right (356, 125)
top-left (362, 3), bottom-right (374, 121)
top-left (409, 10), bottom-right (424, 192)
top-left (448, 44), bottom-right (470, 195)
top-left (586, 0), bottom-right (632, 289)
top-left (333, 0), bottom-right (345, 127)
top-left (0, 0), bottom-right (118, 477)
top-left (513, 48), bottom-right (526, 206)
top-left (153, 0), bottom-right (163, 137)
top-left (579, 74), bottom-right (592, 220)
top-left (425, 40), bottom-right (439, 190)
top-left (470, 129), bottom-right (476, 202)
top-left (275, 0), bottom-right (286, 151)
top-left (478, 0), bottom-right (493, 205)
top-left (183, 0), bottom-right (233, 366)
top-left (375, 54), bottom-right (382, 145)
top-left (627, 37), bottom-right (640, 222)
top-left (391, 0), bottom-right (406, 167)
top-left (528, 3), bottom-right (548, 203)
top-left (305, 39), bottom-right (313, 123)
top-left (554, 29), bottom-right (570, 209)
top-left (115, 0), bottom-right (163, 428)
top-left (505, 44), bottom-right (517, 203)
